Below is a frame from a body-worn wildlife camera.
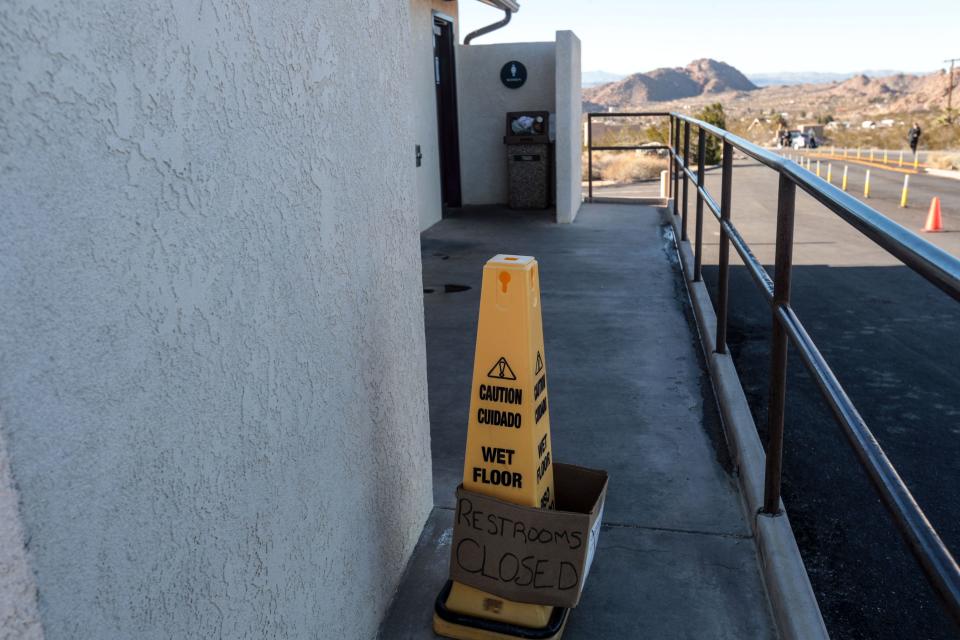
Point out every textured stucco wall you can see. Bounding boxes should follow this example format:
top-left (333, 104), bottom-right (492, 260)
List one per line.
top-left (554, 31), bottom-right (582, 224)
top-left (410, 0), bottom-right (457, 231)
top-left (0, 2), bottom-right (433, 639)
top-left (457, 42), bottom-right (556, 206)
top-left (0, 430), bottom-right (42, 640)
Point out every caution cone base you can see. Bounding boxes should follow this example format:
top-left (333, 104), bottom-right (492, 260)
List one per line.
top-left (433, 581), bottom-right (568, 640)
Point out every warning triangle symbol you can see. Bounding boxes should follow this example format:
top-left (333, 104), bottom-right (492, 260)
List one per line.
top-left (534, 351), bottom-right (543, 375)
top-left (487, 357), bottom-right (517, 381)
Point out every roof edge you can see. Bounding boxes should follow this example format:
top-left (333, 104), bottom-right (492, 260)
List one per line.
top-left (475, 0), bottom-right (520, 13)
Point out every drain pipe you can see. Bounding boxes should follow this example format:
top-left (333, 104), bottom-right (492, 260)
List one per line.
top-left (464, 8), bottom-right (512, 45)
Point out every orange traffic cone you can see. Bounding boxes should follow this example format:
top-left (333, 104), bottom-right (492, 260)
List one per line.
top-left (923, 197), bottom-right (943, 233)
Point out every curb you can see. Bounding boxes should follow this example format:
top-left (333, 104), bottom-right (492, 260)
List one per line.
top-left (925, 167), bottom-right (960, 181)
top-left (661, 206), bottom-right (830, 640)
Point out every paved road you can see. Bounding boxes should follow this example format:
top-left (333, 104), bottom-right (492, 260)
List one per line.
top-left (686, 160), bottom-right (960, 638)
top-left (593, 155), bottom-right (960, 239)
top-left (785, 154), bottom-right (960, 239)
top-left (588, 178), bottom-right (663, 200)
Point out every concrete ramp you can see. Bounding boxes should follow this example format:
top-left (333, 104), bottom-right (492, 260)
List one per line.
top-left (379, 204), bottom-right (777, 638)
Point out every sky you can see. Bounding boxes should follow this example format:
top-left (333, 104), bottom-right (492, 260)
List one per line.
top-left (459, 0), bottom-right (959, 76)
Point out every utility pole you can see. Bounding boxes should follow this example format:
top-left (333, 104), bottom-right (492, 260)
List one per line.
top-left (946, 57), bottom-right (960, 124)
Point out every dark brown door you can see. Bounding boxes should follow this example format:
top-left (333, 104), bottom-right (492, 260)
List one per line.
top-left (433, 16), bottom-right (461, 209)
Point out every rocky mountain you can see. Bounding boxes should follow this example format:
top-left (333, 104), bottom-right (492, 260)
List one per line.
top-left (584, 62), bottom-right (959, 118)
top-left (582, 70), bottom-right (626, 87)
top-left (747, 70), bottom-right (909, 86)
top-left (584, 59), bottom-right (757, 108)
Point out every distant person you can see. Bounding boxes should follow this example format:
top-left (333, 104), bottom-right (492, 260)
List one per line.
top-left (908, 123), bottom-right (922, 154)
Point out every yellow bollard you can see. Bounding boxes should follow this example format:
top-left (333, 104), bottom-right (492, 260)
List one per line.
top-left (864, 169), bottom-right (871, 198)
top-left (827, 163), bottom-right (833, 184)
top-left (857, 147), bottom-right (862, 159)
top-left (841, 165), bottom-right (848, 191)
top-left (844, 148), bottom-right (849, 158)
top-left (816, 160), bottom-right (821, 177)
top-left (899, 150), bottom-right (904, 167)
top-left (869, 148), bottom-right (875, 161)
top-left (900, 174), bottom-right (910, 208)
top-left (434, 254), bottom-right (562, 640)
top-left (883, 149), bottom-right (889, 165)
top-left (914, 154), bottom-right (919, 170)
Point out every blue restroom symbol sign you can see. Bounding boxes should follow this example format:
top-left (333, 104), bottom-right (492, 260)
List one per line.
top-left (500, 61), bottom-right (527, 89)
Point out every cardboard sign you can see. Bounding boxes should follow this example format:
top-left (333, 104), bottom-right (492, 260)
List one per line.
top-left (449, 463), bottom-right (608, 609)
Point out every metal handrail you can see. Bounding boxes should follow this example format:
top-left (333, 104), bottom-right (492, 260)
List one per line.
top-left (585, 112), bottom-right (671, 201)
top-left (586, 111), bottom-right (960, 627)
top-left (678, 118), bottom-right (960, 301)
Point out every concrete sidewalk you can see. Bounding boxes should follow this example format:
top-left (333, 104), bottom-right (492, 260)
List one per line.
top-left (378, 204), bottom-right (776, 639)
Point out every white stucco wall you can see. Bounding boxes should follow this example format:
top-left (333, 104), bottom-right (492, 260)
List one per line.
top-left (457, 42), bottom-right (556, 206)
top-left (555, 31), bottom-right (583, 224)
top-left (0, 2), bottom-right (432, 639)
top-left (0, 431), bottom-right (42, 640)
top-left (411, 0), bottom-right (458, 231)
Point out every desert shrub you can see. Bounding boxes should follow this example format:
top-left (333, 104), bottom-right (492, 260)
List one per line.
top-left (583, 151), bottom-right (666, 183)
top-left (929, 154), bottom-right (960, 171)
top-left (697, 103), bottom-right (727, 164)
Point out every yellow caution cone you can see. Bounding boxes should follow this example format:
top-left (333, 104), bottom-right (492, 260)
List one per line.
top-left (434, 254), bottom-right (566, 640)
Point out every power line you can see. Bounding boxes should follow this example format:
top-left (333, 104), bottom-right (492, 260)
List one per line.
top-left (946, 57), bottom-right (960, 124)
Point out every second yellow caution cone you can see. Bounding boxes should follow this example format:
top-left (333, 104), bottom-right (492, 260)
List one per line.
top-left (434, 254), bottom-right (565, 640)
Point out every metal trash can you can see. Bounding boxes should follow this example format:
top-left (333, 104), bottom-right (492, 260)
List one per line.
top-left (504, 111), bottom-right (551, 210)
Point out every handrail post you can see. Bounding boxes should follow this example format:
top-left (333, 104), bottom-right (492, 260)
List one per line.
top-left (587, 114), bottom-right (594, 202)
top-left (672, 117), bottom-right (680, 216)
top-left (666, 115), bottom-right (673, 200)
top-left (763, 174), bottom-right (797, 515)
top-left (693, 127), bottom-right (706, 282)
top-left (716, 140), bottom-right (734, 353)
top-left (682, 121), bottom-right (691, 241)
